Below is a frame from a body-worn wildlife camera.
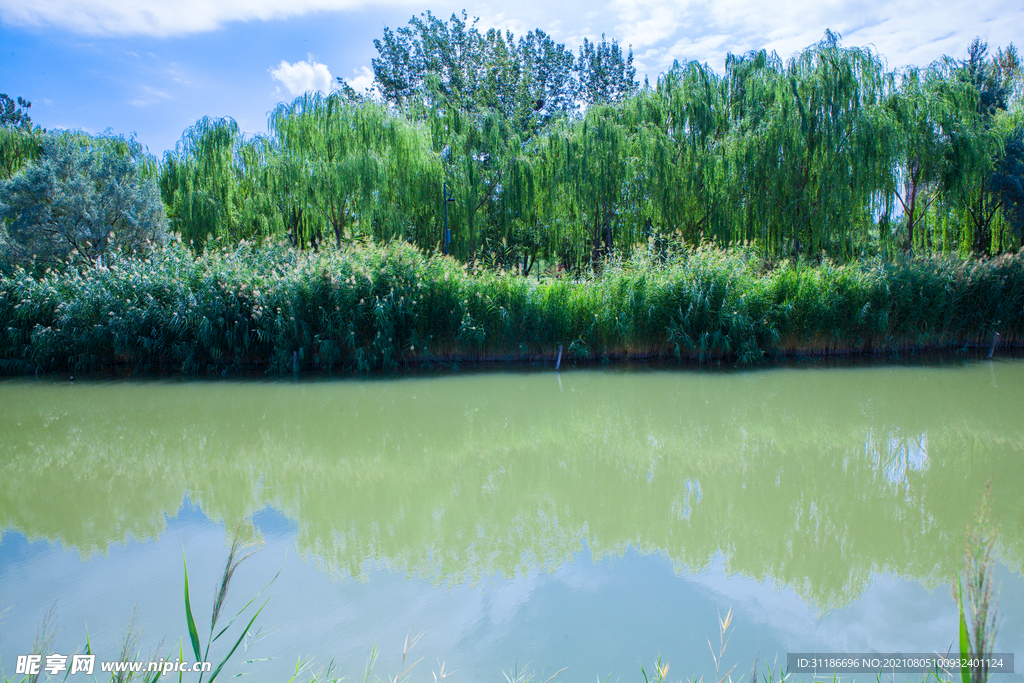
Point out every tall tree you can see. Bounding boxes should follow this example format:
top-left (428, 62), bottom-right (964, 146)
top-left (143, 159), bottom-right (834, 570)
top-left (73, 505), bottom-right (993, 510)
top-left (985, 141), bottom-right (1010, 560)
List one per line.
top-left (885, 66), bottom-right (948, 252)
top-left (372, 10), bottom-right (577, 131)
top-left (269, 93), bottom-right (439, 249)
top-left (159, 118), bottom-right (281, 246)
top-left (1, 133), bottom-right (168, 268)
top-left (575, 35), bottom-right (639, 106)
top-left (0, 94), bottom-right (42, 181)
top-left (936, 39), bottom-right (1022, 254)
top-left (0, 94), bottom-right (32, 130)
top-left (722, 32), bottom-right (896, 259)
top-left (990, 125), bottom-right (1024, 242)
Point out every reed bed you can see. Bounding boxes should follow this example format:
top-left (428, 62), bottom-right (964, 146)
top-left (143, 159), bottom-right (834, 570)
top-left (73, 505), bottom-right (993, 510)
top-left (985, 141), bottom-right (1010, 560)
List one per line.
top-left (2, 240), bottom-right (1023, 376)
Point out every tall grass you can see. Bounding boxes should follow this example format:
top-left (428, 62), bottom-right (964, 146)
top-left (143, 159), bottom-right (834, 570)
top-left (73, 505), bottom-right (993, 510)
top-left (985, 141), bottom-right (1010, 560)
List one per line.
top-left (2, 239), bottom-right (1023, 376)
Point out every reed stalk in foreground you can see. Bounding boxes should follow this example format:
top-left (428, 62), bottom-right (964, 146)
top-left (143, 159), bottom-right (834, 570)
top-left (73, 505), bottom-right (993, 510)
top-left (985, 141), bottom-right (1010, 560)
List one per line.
top-left (952, 482), bottom-right (1000, 683)
top-left (183, 535), bottom-right (275, 683)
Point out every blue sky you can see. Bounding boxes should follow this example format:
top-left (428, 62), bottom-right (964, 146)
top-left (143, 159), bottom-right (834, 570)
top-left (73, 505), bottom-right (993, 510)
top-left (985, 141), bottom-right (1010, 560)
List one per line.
top-left (1, 0), bottom-right (1021, 157)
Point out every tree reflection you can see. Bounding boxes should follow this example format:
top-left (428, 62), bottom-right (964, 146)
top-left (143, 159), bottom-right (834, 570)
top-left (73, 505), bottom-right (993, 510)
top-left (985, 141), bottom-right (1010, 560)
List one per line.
top-left (1, 362), bottom-right (1021, 610)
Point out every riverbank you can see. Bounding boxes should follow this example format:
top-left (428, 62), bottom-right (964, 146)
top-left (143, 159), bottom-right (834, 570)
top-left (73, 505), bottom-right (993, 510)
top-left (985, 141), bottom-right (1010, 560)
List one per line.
top-left (2, 240), bottom-right (1022, 376)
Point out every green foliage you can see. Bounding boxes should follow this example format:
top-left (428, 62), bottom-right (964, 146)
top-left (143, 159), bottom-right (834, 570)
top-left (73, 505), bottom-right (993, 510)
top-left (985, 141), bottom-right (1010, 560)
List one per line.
top-left (0, 93), bottom-right (33, 131)
top-left (148, 27), bottom-right (1024, 265)
top-left (0, 127), bottom-right (42, 181)
top-left (2, 239), bottom-right (1024, 376)
top-left (954, 484), bottom-right (1000, 683)
top-left (159, 99), bottom-right (441, 252)
top-left (269, 94), bottom-right (440, 249)
top-left (575, 34), bottom-right (638, 105)
top-left (0, 132), bottom-right (167, 271)
top-left (182, 539), bottom-right (275, 682)
top-left (0, 94), bottom-right (42, 181)
top-left (159, 117), bottom-right (283, 247)
top-left (721, 33), bottom-right (894, 258)
top-left (363, 12), bottom-right (637, 268)
top-left (371, 10), bottom-right (578, 131)
top-left (991, 126), bottom-right (1024, 237)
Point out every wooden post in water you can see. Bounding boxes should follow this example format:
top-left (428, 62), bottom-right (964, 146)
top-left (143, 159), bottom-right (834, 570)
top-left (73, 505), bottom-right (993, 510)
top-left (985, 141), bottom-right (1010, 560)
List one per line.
top-left (988, 331), bottom-right (1000, 359)
top-left (555, 345), bottom-right (563, 371)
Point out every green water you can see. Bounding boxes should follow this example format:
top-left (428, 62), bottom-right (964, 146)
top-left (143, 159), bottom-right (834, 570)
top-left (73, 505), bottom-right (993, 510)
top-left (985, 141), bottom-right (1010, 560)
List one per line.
top-left (1, 361), bottom-right (1022, 681)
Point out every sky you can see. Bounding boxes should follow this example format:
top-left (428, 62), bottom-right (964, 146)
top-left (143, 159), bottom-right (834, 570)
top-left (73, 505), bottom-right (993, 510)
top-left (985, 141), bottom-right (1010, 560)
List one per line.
top-left (1, 0), bottom-right (1021, 157)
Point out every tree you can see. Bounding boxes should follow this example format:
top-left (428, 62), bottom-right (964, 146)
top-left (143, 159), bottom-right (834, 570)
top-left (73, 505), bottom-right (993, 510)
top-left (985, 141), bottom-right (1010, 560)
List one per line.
top-left (540, 105), bottom-right (630, 265)
top-left (721, 32), bottom-right (897, 259)
top-left (269, 93), bottom-right (439, 249)
top-left (990, 126), bottom-right (1024, 241)
top-left (0, 128), bottom-right (41, 181)
top-left (366, 13), bottom-right (651, 266)
top-left (0, 133), bottom-right (168, 269)
top-left (159, 117), bottom-right (282, 247)
top-left (0, 93), bottom-right (33, 130)
top-left (1, 94), bottom-right (42, 181)
top-left (575, 35), bottom-right (639, 106)
top-left (962, 39), bottom-right (1019, 119)
top-left (885, 67), bottom-right (945, 252)
top-left (426, 103), bottom-right (535, 260)
top-left (649, 59), bottom-right (730, 243)
top-left (371, 10), bottom-right (577, 131)
top-left (935, 39), bottom-right (1022, 254)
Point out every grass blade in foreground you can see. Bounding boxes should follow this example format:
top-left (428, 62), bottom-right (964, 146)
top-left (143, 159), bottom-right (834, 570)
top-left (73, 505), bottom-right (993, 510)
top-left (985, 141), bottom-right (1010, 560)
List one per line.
top-left (182, 549), bottom-right (202, 664)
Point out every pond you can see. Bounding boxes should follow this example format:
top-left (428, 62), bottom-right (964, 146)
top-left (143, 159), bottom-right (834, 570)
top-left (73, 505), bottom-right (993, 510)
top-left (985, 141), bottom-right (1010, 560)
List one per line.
top-left (1, 360), bottom-right (1022, 682)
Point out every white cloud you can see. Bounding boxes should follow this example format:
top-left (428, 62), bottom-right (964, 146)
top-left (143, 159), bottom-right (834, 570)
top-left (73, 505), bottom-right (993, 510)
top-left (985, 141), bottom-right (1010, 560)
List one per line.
top-left (474, 0), bottom-right (1022, 78)
top-left (603, 0), bottom-right (1024, 74)
top-left (0, 0), bottom-right (420, 37)
top-left (1, 0), bottom-right (1019, 79)
top-left (345, 66), bottom-right (375, 94)
top-left (129, 85), bottom-right (173, 107)
top-left (270, 56), bottom-right (334, 96)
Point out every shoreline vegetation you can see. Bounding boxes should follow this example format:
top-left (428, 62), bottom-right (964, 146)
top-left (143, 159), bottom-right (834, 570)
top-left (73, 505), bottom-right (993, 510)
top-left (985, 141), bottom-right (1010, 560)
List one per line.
top-left (2, 24), bottom-right (1023, 377)
top-left (1, 238), bottom-right (1022, 377)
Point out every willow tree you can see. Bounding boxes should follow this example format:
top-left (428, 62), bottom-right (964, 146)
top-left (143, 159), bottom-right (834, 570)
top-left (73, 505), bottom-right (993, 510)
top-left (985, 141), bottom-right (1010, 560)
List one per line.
top-left (425, 103), bottom-right (537, 263)
top-left (368, 11), bottom-right (567, 266)
top-left (643, 59), bottom-right (731, 243)
top-left (534, 61), bottom-right (731, 267)
top-left (883, 66), bottom-right (949, 252)
top-left (1, 94), bottom-right (42, 180)
top-left (0, 127), bottom-right (42, 181)
top-left (159, 117), bottom-right (282, 246)
top-left (543, 66), bottom-right (677, 261)
top-left (723, 33), bottom-right (897, 259)
top-left (537, 104), bottom-right (633, 266)
top-left (270, 93), bottom-right (440, 250)
top-left (930, 41), bottom-right (1023, 255)
top-left (368, 12), bottom-right (651, 269)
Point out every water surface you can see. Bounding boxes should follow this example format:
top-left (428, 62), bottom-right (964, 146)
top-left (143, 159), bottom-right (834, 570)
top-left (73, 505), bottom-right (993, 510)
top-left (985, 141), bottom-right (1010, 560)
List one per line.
top-left (1, 361), bottom-right (1022, 681)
